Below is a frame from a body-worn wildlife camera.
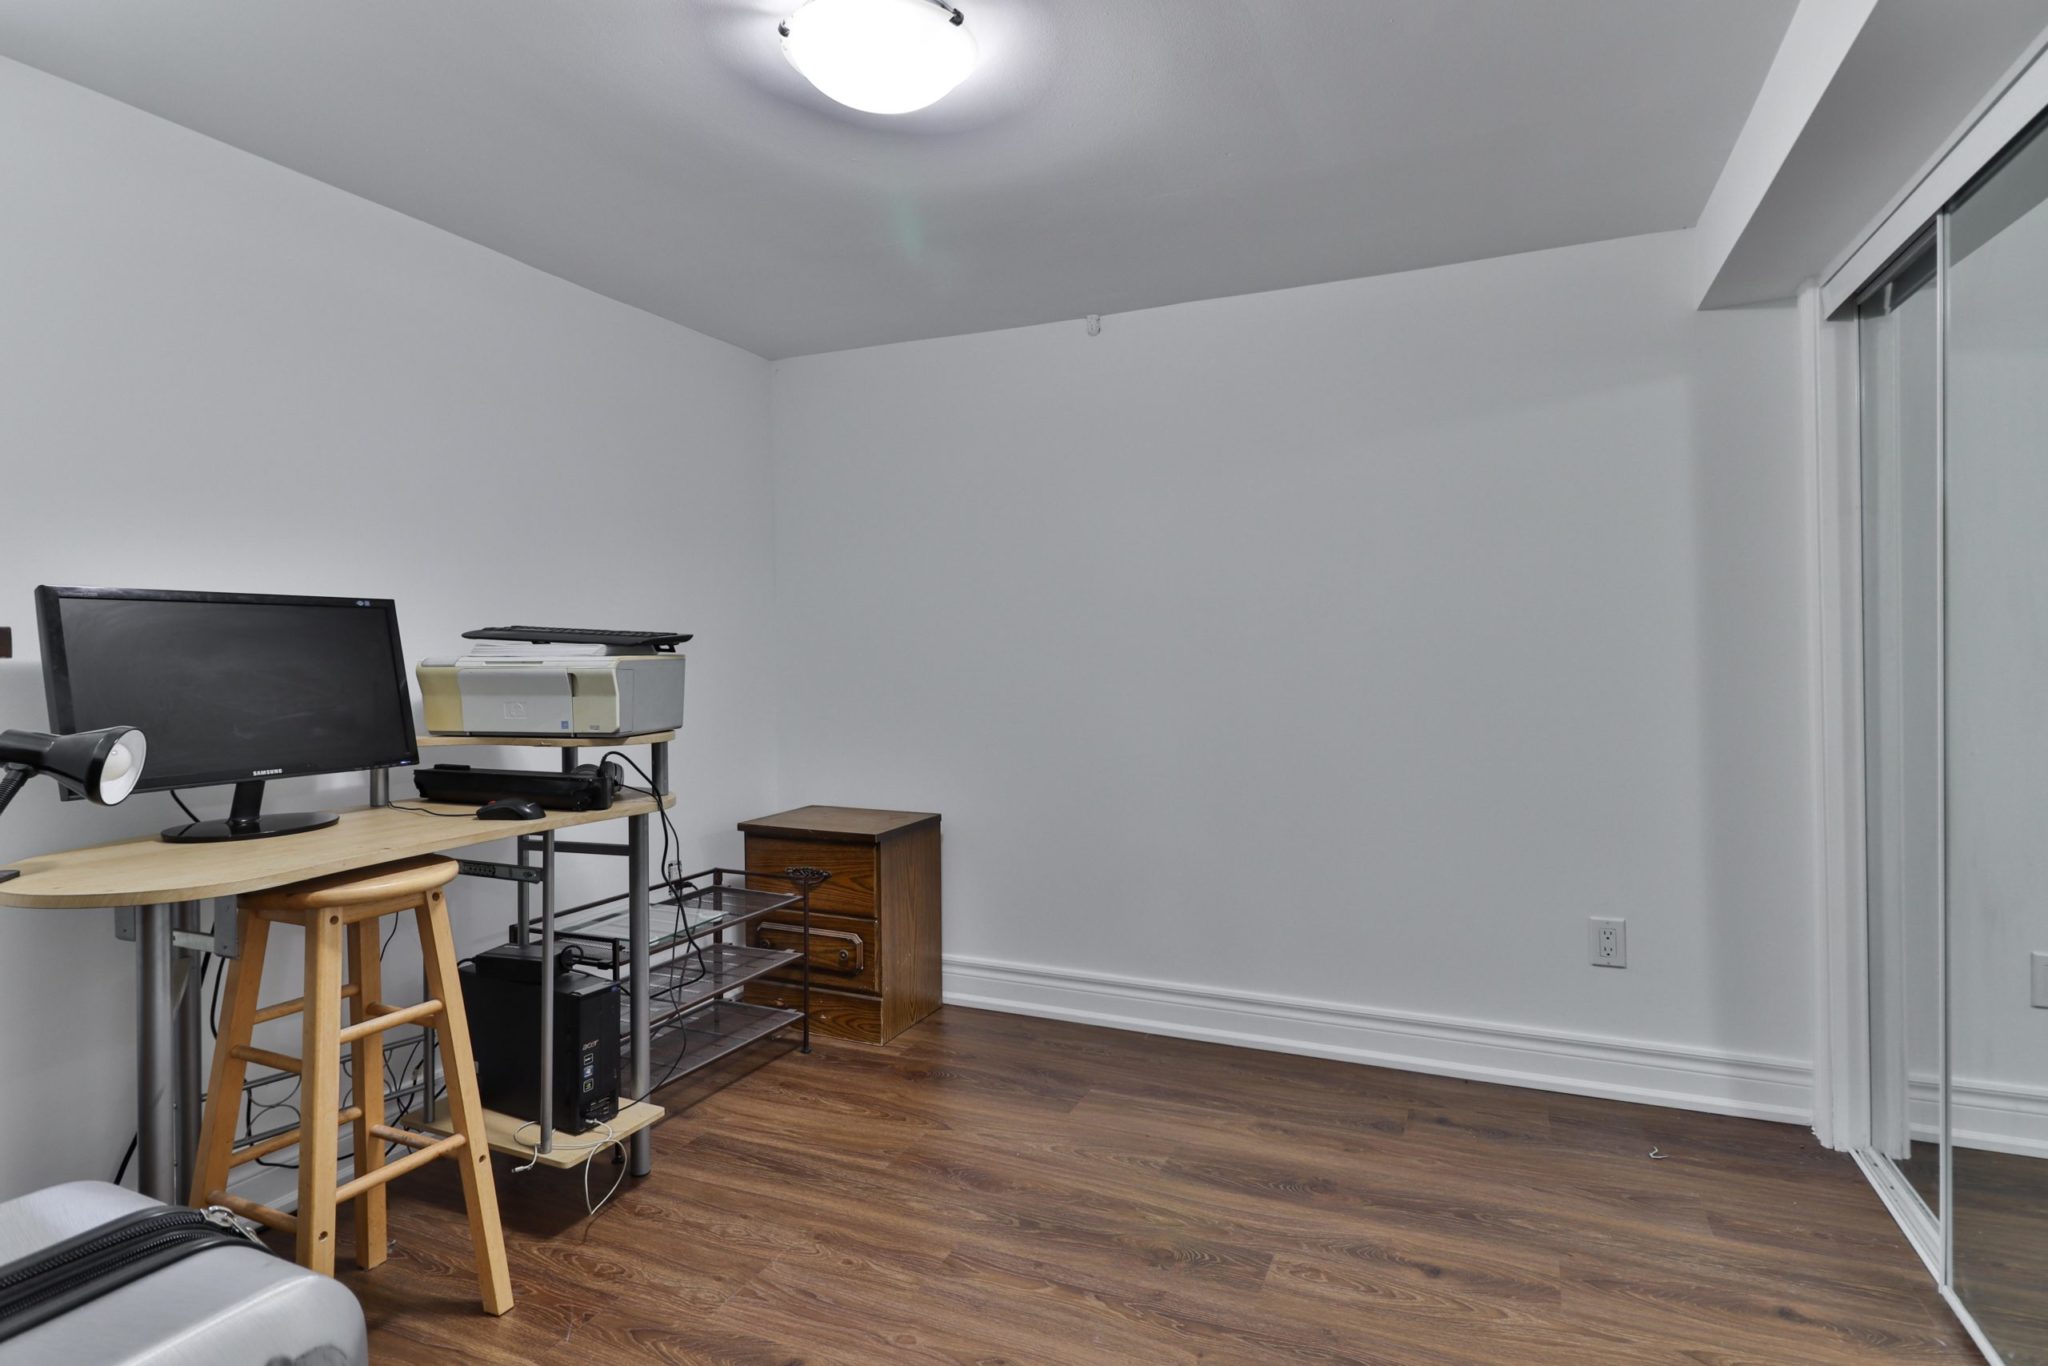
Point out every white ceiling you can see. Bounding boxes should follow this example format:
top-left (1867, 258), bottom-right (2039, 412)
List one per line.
top-left (0, 0), bottom-right (1796, 358)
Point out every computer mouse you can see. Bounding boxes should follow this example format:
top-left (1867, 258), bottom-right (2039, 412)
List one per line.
top-left (477, 798), bottom-right (545, 821)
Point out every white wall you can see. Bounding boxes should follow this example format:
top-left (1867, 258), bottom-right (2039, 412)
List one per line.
top-left (0, 50), bottom-right (1829, 1200)
top-left (0, 57), bottom-right (776, 1195)
top-left (770, 230), bottom-right (1822, 1120)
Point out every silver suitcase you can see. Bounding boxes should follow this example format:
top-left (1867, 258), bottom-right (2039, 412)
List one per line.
top-left (0, 1182), bottom-right (366, 1366)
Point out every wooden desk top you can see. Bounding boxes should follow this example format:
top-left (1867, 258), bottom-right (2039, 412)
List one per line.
top-left (0, 794), bottom-right (672, 910)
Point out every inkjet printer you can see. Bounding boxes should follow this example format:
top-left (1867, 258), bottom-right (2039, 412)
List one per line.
top-left (417, 626), bottom-right (689, 738)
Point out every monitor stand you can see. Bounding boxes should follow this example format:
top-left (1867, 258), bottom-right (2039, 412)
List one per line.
top-left (160, 780), bottom-right (340, 844)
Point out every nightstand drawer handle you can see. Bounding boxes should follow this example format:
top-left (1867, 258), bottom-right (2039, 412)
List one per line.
top-left (757, 923), bottom-right (866, 975)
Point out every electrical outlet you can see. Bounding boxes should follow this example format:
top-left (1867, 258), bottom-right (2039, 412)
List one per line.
top-left (2032, 952), bottom-right (2048, 1008)
top-left (1589, 917), bottom-right (1627, 968)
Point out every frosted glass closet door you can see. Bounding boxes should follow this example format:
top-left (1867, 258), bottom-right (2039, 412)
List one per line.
top-left (1947, 121), bottom-right (2048, 1364)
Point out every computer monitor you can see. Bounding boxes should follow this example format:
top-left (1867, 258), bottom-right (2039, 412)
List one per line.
top-left (36, 586), bottom-right (418, 843)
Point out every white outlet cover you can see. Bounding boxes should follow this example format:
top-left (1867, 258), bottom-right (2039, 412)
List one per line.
top-left (1589, 917), bottom-right (1627, 968)
top-left (2031, 952), bottom-right (2048, 1008)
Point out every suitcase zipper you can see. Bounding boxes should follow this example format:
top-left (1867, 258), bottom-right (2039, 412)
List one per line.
top-left (199, 1206), bottom-right (265, 1244)
top-left (0, 1207), bottom-right (263, 1322)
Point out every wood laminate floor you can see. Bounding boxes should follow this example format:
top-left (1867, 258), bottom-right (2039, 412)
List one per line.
top-left (1951, 1147), bottom-right (2048, 1364)
top-left (1867, 1140), bottom-right (2048, 1363)
top-left (345, 1007), bottom-right (1970, 1364)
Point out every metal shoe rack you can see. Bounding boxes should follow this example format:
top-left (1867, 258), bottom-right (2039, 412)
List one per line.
top-left (550, 867), bottom-right (820, 1091)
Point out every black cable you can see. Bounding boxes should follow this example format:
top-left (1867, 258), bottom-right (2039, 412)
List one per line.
top-left (633, 1019), bottom-right (697, 1105)
top-left (601, 751), bottom-right (707, 985)
top-left (168, 789), bottom-right (200, 824)
top-left (604, 784), bottom-right (710, 1032)
top-left (246, 1071), bottom-right (303, 1171)
top-left (368, 917), bottom-right (429, 1156)
top-left (599, 750), bottom-right (729, 1106)
top-left (113, 1135), bottom-right (137, 1188)
top-left (389, 801), bottom-right (480, 819)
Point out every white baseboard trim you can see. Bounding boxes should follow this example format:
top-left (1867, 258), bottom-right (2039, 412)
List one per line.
top-left (943, 955), bottom-right (1814, 1125)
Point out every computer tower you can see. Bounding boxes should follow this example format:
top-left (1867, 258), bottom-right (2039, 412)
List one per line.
top-left (459, 944), bottom-right (621, 1135)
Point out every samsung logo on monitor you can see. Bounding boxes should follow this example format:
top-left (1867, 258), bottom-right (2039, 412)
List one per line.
top-left (251, 768), bottom-right (283, 777)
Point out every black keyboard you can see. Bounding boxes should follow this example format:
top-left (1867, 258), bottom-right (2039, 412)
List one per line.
top-left (462, 625), bottom-right (692, 650)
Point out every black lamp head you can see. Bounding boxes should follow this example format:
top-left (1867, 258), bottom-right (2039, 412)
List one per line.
top-left (0, 727), bottom-right (148, 805)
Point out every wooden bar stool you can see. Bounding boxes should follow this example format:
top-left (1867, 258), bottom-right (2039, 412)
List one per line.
top-left (189, 855), bottom-right (513, 1315)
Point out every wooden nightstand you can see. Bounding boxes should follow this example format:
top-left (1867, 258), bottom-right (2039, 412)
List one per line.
top-left (739, 805), bottom-right (940, 1044)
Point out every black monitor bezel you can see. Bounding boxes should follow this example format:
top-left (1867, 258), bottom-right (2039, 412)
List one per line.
top-left (35, 585), bottom-right (420, 793)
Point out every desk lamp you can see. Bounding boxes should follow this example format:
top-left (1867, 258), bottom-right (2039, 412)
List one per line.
top-left (0, 726), bottom-right (148, 884)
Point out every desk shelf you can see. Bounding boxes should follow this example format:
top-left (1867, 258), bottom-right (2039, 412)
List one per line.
top-left (425, 1099), bottom-right (664, 1170)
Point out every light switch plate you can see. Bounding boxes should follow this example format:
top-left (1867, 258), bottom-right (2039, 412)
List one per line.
top-left (2032, 952), bottom-right (2048, 1009)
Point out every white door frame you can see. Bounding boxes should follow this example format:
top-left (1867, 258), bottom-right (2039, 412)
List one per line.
top-left (1804, 277), bottom-right (1869, 1156)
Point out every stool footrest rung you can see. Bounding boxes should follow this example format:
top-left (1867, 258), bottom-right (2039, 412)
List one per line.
top-left (334, 1131), bottom-right (467, 1204)
top-left (368, 1123), bottom-right (438, 1152)
top-left (208, 1190), bottom-right (297, 1236)
top-left (228, 1105), bottom-right (366, 1168)
top-left (252, 983), bottom-right (360, 1026)
top-left (337, 997), bottom-right (442, 1046)
top-left (227, 1044), bottom-right (302, 1075)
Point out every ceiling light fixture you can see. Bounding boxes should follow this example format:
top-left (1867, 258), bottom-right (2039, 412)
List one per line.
top-left (778, 0), bottom-right (979, 116)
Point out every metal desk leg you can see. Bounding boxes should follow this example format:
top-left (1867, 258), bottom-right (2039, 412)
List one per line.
top-left (135, 905), bottom-right (177, 1201)
top-left (640, 740), bottom-right (669, 1176)
top-left (173, 902), bottom-right (206, 1197)
top-left (627, 809), bottom-right (651, 1177)
top-left (538, 830), bottom-right (556, 1156)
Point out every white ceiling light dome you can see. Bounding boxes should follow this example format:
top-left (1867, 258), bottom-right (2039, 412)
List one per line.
top-left (779, 0), bottom-right (980, 116)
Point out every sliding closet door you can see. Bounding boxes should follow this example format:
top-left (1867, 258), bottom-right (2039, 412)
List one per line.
top-left (1860, 245), bottom-right (1943, 1227)
top-left (1946, 120), bottom-right (2048, 1363)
